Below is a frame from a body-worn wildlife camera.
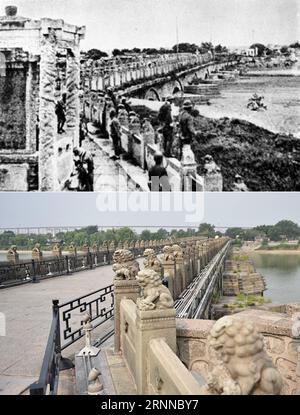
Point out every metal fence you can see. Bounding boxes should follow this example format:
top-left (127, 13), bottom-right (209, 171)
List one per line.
top-left (0, 251), bottom-right (114, 287)
top-left (29, 284), bottom-right (114, 395)
top-left (0, 247), bottom-right (153, 288)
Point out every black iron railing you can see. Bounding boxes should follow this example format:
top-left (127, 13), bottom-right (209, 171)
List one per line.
top-left (0, 251), bottom-right (114, 287)
top-left (29, 284), bottom-right (114, 395)
top-left (60, 284), bottom-right (114, 350)
top-left (29, 300), bottom-right (61, 395)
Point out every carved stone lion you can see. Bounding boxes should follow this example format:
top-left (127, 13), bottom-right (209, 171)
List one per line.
top-left (162, 245), bottom-right (174, 262)
top-left (172, 244), bottom-right (184, 260)
top-left (136, 269), bottom-right (174, 311)
top-left (143, 249), bottom-right (163, 275)
top-left (203, 155), bottom-right (221, 176)
top-left (204, 316), bottom-right (283, 395)
top-left (112, 249), bottom-right (140, 280)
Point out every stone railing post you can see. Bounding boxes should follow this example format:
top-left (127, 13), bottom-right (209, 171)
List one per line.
top-left (7, 245), bottom-right (19, 264)
top-left (181, 144), bottom-right (197, 191)
top-left (203, 156), bottom-right (223, 191)
top-left (135, 269), bottom-right (176, 395)
top-left (52, 243), bottom-right (62, 258)
top-left (112, 249), bottom-right (140, 352)
top-left (32, 244), bottom-right (43, 261)
top-left (173, 245), bottom-right (185, 296)
top-left (161, 246), bottom-right (176, 299)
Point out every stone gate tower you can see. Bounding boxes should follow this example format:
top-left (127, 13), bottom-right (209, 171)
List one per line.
top-left (0, 6), bottom-right (85, 191)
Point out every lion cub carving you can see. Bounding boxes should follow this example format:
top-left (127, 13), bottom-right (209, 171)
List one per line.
top-left (136, 269), bottom-right (174, 311)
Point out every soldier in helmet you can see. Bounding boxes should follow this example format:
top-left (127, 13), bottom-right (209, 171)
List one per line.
top-left (178, 99), bottom-right (196, 159)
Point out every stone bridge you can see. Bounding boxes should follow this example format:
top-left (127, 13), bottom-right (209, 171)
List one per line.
top-left (0, 6), bottom-right (237, 191)
top-left (81, 50), bottom-right (237, 103)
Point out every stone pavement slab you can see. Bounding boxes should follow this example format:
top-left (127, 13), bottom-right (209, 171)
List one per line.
top-left (0, 263), bottom-right (116, 395)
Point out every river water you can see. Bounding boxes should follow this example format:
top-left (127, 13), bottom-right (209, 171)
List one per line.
top-left (250, 252), bottom-right (300, 304)
top-left (197, 71), bottom-right (300, 137)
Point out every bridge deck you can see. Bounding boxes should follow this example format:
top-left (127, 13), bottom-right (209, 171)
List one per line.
top-left (0, 261), bottom-right (132, 395)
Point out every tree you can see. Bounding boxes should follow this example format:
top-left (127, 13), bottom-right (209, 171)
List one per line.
top-left (201, 42), bottom-right (214, 51)
top-left (214, 44), bottom-right (228, 53)
top-left (116, 227), bottom-right (137, 242)
top-left (172, 43), bottom-right (199, 54)
top-left (86, 49), bottom-right (108, 60)
top-left (289, 42), bottom-right (300, 49)
top-left (198, 223), bottom-right (215, 237)
top-left (153, 228), bottom-right (169, 240)
top-left (225, 227), bottom-right (244, 239)
top-left (250, 43), bottom-right (266, 57)
top-left (140, 230), bottom-right (152, 240)
top-left (273, 220), bottom-right (300, 240)
top-left (81, 226), bottom-right (98, 235)
top-left (112, 48), bottom-right (122, 57)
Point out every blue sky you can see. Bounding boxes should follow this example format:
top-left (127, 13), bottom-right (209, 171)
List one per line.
top-left (4, 0), bottom-right (299, 51)
top-left (0, 192), bottom-right (299, 229)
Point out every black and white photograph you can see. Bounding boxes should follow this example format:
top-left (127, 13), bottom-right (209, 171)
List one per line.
top-left (0, 0), bottom-right (300, 403)
top-left (0, 0), bottom-right (299, 192)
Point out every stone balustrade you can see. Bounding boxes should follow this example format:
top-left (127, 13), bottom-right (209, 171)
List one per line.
top-left (117, 119), bottom-right (222, 191)
top-left (119, 297), bottom-right (201, 395)
top-left (82, 52), bottom-right (213, 93)
top-left (116, 257), bottom-right (288, 395)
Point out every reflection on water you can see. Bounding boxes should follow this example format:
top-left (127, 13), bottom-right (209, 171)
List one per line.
top-left (250, 253), bottom-right (300, 304)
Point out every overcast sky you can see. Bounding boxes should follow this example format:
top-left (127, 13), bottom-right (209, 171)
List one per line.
top-left (0, 192), bottom-right (299, 230)
top-left (3, 0), bottom-right (299, 52)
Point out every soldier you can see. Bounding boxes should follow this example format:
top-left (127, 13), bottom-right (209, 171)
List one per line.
top-left (158, 96), bottom-right (174, 157)
top-left (71, 147), bottom-right (94, 191)
top-left (55, 93), bottom-right (66, 134)
top-left (178, 99), bottom-right (196, 158)
top-left (148, 151), bottom-right (171, 192)
top-left (109, 109), bottom-right (122, 159)
top-left (121, 97), bottom-right (132, 113)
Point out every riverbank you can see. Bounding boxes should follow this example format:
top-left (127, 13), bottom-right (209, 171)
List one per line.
top-left (192, 114), bottom-right (300, 191)
top-left (254, 249), bottom-right (300, 255)
top-left (196, 70), bottom-right (300, 138)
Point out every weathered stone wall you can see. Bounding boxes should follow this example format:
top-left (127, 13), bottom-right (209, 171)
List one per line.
top-left (222, 257), bottom-right (266, 296)
top-left (0, 68), bottom-right (26, 149)
top-left (176, 308), bottom-right (300, 395)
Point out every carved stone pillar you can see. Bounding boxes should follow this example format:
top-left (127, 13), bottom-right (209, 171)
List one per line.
top-left (112, 249), bottom-right (140, 352)
top-left (114, 279), bottom-right (140, 353)
top-left (39, 30), bottom-right (57, 191)
top-left (135, 307), bottom-right (176, 395)
top-left (32, 244), bottom-right (43, 261)
top-left (52, 243), bottom-right (62, 258)
top-left (181, 144), bottom-right (197, 191)
top-left (161, 246), bottom-right (176, 299)
top-left (7, 246), bottom-right (19, 264)
top-left (66, 44), bottom-right (80, 147)
top-left (68, 243), bottom-right (77, 256)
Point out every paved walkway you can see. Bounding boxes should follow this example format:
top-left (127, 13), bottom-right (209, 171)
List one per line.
top-left (0, 260), bottom-right (141, 395)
